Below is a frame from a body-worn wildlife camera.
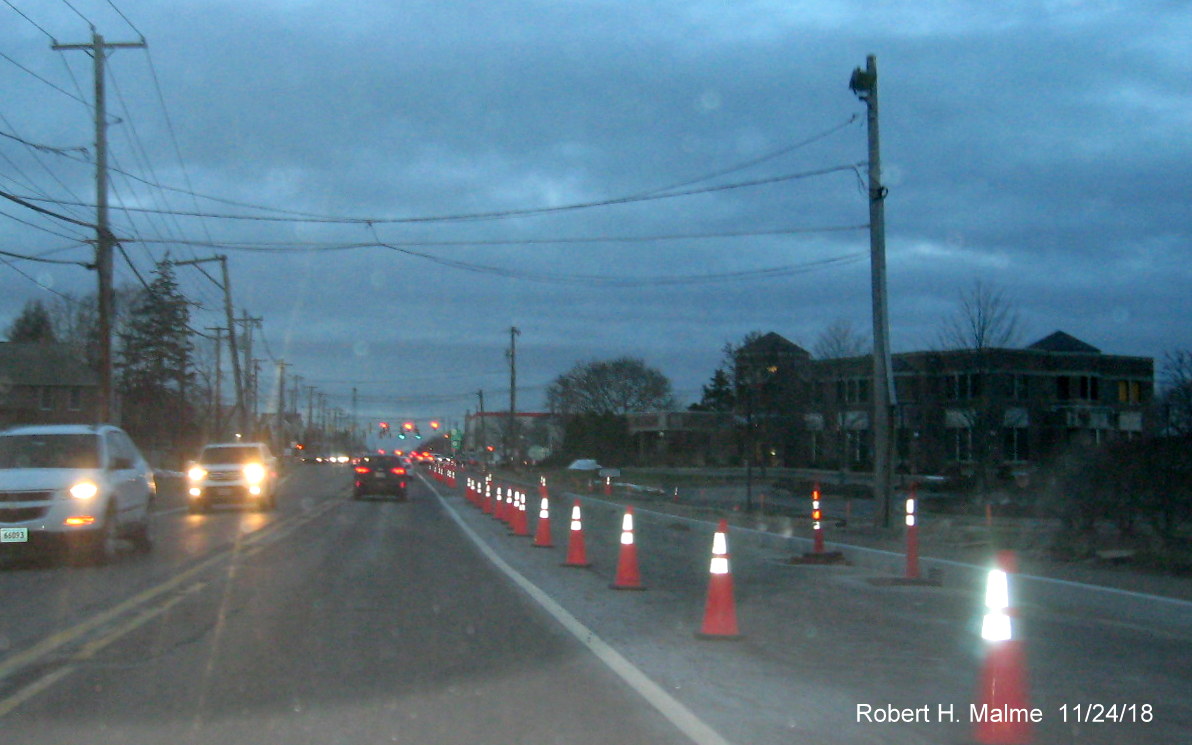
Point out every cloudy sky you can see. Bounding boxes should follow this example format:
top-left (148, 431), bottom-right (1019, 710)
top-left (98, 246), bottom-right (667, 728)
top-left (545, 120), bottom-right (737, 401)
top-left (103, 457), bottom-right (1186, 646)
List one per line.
top-left (2, 0), bottom-right (1189, 429)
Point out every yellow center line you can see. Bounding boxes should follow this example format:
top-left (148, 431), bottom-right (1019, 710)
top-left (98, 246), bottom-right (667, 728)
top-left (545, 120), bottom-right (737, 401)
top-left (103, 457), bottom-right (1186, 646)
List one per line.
top-left (0, 498), bottom-right (340, 688)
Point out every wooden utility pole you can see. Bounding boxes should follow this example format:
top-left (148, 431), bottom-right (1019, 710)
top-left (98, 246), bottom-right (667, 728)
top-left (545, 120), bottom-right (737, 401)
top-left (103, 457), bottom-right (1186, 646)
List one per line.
top-left (851, 54), bottom-right (895, 528)
top-left (53, 31), bottom-right (145, 422)
top-left (506, 327), bottom-right (520, 466)
top-left (176, 256), bottom-right (245, 436)
top-left (205, 326), bottom-right (226, 436)
top-left (477, 389), bottom-right (487, 465)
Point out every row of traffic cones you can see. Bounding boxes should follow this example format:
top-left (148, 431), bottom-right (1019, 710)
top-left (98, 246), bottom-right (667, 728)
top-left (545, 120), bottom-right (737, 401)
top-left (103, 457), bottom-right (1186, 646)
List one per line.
top-left (457, 467), bottom-right (1030, 741)
top-left (459, 472), bottom-right (741, 639)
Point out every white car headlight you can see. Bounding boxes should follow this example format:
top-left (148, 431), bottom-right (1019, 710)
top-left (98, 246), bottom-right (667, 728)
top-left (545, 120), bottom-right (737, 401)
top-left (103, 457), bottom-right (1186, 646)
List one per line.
top-left (188, 466), bottom-right (207, 482)
top-left (243, 463), bottom-right (266, 484)
top-left (69, 480), bottom-right (99, 500)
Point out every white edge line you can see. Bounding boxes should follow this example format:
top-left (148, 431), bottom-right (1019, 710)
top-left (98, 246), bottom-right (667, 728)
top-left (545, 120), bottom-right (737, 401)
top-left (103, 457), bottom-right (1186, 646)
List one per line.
top-left (425, 477), bottom-right (736, 745)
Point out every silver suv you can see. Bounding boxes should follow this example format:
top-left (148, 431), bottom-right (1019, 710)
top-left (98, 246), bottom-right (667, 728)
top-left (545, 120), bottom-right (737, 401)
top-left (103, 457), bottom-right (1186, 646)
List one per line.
top-left (0, 424), bottom-right (155, 565)
top-left (187, 442), bottom-right (278, 512)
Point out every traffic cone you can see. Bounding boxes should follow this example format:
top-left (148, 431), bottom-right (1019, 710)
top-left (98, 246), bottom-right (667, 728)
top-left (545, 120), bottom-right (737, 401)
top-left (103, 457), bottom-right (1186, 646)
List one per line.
top-left (482, 479), bottom-right (494, 514)
top-left (494, 486), bottom-right (507, 521)
top-left (610, 506), bottom-right (645, 590)
top-left (562, 499), bottom-right (591, 567)
top-left (973, 551), bottom-right (1033, 745)
top-left (697, 519), bottom-right (742, 640)
top-left (533, 488), bottom-right (553, 548)
top-left (511, 490), bottom-right (530, 537)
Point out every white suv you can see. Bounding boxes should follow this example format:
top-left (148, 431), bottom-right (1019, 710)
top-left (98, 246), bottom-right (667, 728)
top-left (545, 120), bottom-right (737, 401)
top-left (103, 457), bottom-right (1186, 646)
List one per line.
top-left (187, 442), bottom-right (278, 512)
top-left (0, 424), bottom-right (155, 565)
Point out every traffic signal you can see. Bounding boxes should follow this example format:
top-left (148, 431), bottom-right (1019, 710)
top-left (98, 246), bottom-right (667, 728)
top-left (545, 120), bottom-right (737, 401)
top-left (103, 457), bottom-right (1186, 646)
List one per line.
top-left (430, 420), bottom-right (440, 430)
top-left (379, 422), bottom-right (390, 437)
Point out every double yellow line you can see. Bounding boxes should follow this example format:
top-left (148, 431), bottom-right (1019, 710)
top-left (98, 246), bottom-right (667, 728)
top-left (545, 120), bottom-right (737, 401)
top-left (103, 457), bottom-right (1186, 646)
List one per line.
top-left (0, 498), bottom-right (339, 717)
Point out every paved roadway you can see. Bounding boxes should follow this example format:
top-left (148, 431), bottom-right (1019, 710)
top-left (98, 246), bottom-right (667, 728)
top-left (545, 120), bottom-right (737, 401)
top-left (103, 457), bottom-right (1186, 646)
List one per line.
top-left (1, 463), bottom-right (1189, 744)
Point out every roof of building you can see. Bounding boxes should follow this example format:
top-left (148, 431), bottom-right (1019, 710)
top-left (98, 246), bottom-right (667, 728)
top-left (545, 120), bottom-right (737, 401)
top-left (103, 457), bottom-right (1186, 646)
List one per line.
top-left (738, 331), bottom-right (812, 361)
top-left (1026, 331), bottom-right (1101, 354)
top-left (0, 342), bottom-right (98, 386)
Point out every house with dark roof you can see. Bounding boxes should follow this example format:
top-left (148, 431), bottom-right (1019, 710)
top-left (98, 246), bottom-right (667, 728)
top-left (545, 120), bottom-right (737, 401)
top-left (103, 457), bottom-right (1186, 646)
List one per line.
top-left (0, 342), bottom-right (100, 427)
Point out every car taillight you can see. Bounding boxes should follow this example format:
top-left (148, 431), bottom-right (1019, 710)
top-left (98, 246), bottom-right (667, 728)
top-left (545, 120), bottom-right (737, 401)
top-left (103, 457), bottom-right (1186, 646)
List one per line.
top-left (354, 466), bottom-right (370, 474)
top-left (391, 467), bottom-right (406, 475)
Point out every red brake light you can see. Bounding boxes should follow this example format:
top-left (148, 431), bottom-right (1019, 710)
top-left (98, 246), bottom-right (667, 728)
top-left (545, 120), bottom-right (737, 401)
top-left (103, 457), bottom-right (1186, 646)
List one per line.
top-left (353, 466), bottom-right (370, 474)
top-left (390, 467), bottom-right (406, 476)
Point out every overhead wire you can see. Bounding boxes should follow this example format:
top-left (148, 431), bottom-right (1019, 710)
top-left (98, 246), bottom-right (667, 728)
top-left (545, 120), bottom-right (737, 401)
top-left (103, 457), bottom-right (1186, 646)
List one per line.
top-left (15, 164), bottom-right (863, 225)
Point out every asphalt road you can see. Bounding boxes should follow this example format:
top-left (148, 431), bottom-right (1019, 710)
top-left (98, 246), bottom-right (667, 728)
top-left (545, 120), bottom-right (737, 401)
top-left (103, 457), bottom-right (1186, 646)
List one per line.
top-left (0, 465), bottom-right (692, 745)
top-left (1, 464), bottom-right (1189, 744)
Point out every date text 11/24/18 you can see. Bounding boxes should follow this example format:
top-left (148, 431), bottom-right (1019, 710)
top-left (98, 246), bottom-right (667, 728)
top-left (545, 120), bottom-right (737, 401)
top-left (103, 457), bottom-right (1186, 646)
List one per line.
top-left (1060, 704), bottom-right (1152, 723)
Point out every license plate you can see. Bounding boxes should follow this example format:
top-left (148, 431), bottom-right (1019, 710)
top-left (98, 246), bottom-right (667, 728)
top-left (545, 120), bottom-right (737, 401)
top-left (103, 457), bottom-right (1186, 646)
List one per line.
top-left (1, 527), bottom-right (28, 543)
top-left (374, 471), bottom-right (387, 478)
top-left (216, 487), bottom-right (235, 497)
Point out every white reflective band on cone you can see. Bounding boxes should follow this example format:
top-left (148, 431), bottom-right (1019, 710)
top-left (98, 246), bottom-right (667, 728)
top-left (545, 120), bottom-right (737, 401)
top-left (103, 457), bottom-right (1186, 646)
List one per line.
top-left (571, 520), bottom-right (582, 531)
top-left (621, 532), bottom-right (634, 545)
top-left (622, 512), bottom-right (634, 532)
top-left (982, 612), bottom-right (1013, 641)
top-left (709, 556), bottom-right (729, 574)
top-left (570, 505), bottom-right (581, 520)
top-left (985, 569), bottom-right (1009, 610)
top-left (712, 531), bottom-right (727, 556)
top-left (906, 515), bottom-right (916, 527)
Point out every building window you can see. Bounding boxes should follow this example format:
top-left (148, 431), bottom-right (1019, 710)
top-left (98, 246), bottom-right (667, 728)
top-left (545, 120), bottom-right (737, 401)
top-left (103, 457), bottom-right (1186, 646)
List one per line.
top-left (1011, 374), bottom-right (1028, 401)
top-left (947, 373), bottom-right (981, 401)
top-left (1058, 375), bottom-right (1099, 401)
top-left (837, 378), bottom-right (870, 404)
top-left (1117, 380), bottom-right (1143, 404)
top-left (948, 427), bottom-right (973, 462)
top-left (1003, 427), bottom-right (1029, 462)
top-left (846, 430), bottom-right (869, 465)
top-left (40, 387), bottom-right (54, 411)
top-left (68, 387), bottom-right (83, 411)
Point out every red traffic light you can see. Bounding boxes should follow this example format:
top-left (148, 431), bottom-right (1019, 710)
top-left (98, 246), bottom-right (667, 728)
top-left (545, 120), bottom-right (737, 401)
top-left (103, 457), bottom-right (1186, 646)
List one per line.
top-left (430, 420), bottom-right (441, 430)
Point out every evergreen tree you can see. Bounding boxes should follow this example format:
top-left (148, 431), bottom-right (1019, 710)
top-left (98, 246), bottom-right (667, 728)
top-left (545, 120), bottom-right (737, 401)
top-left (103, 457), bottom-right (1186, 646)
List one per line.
top-left (5, 299), bottom-right (57, 343)
top-left (115, 261), bottom-right (195, 448)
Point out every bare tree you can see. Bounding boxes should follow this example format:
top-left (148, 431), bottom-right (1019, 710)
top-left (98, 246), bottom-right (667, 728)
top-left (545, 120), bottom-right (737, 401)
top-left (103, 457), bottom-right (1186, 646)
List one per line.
top-left (935, 280), bottom-right (1023, 497)
top-left (1160, 349), bottom-right (1192, 436)
top-left (546, 357), bottom-right (675, 416)
top-left (937, 280), bottom-right (1021, 351)
top-left (813, 318), bottom-right (869, 360)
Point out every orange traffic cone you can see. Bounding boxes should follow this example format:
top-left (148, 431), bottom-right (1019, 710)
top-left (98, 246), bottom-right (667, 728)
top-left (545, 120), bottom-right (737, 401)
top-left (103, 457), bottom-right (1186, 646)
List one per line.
top-left (973, 551), bottom-right (1033, 745)
top-left (494, 486), bottom-right (507, 521)
top-left (511, 490), bottom-right (530, 537)
top-left (562, 499), bottom-right (591, 567)
top-left (610, 506), bottom-right (645, 590)
top-left (533, 490), bottom-right (553, 548)
top-left (482, 478), bottom-right (494, 514)
top-left (697, 519), bottom-right (742, 640)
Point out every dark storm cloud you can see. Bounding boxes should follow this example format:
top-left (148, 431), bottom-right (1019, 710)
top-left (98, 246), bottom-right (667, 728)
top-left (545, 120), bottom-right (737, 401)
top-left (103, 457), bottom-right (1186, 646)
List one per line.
top-left (2, 0), bottom-right (1189, 423)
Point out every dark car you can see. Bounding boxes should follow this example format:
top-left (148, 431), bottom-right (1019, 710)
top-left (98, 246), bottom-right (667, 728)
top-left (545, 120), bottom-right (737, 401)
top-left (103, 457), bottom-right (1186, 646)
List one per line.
top-left (352, 455), bottom-right (409, 500)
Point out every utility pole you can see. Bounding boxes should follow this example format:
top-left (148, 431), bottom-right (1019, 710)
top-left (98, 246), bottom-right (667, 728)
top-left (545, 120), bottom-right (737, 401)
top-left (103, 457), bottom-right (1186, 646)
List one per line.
top-left (506, 327), bottom-right (520, 467)
top-left (477, 389), bottom-right (487, 466)
top-left (53, 31), bottom-right (145, 422)
top-left (205, 326), bottom-right (226, 436)
top-left (273, 360), bottom-right (288, 452)
top-left (235, 312), bottom-right (262, 434)
top-left (850, 54), bottom-right (895, 528)
top-left (176, 256), bottom-right (244, 436)
top-left (351, 387), bottom-right (358, 446)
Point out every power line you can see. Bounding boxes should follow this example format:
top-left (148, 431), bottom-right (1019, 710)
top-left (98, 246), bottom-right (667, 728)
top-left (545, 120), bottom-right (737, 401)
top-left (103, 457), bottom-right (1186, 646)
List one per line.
top-left (15, 164), bottom-right (863, 225)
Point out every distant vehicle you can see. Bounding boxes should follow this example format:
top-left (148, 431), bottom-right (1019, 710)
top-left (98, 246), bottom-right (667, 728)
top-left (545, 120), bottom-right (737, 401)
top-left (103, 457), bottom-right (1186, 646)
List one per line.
top-left (0, 424), bottom-right (155, 564)
top-left (352, 454), bottom-right (409, 501)
top-left (187, 442), bottom-right (279, 512)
